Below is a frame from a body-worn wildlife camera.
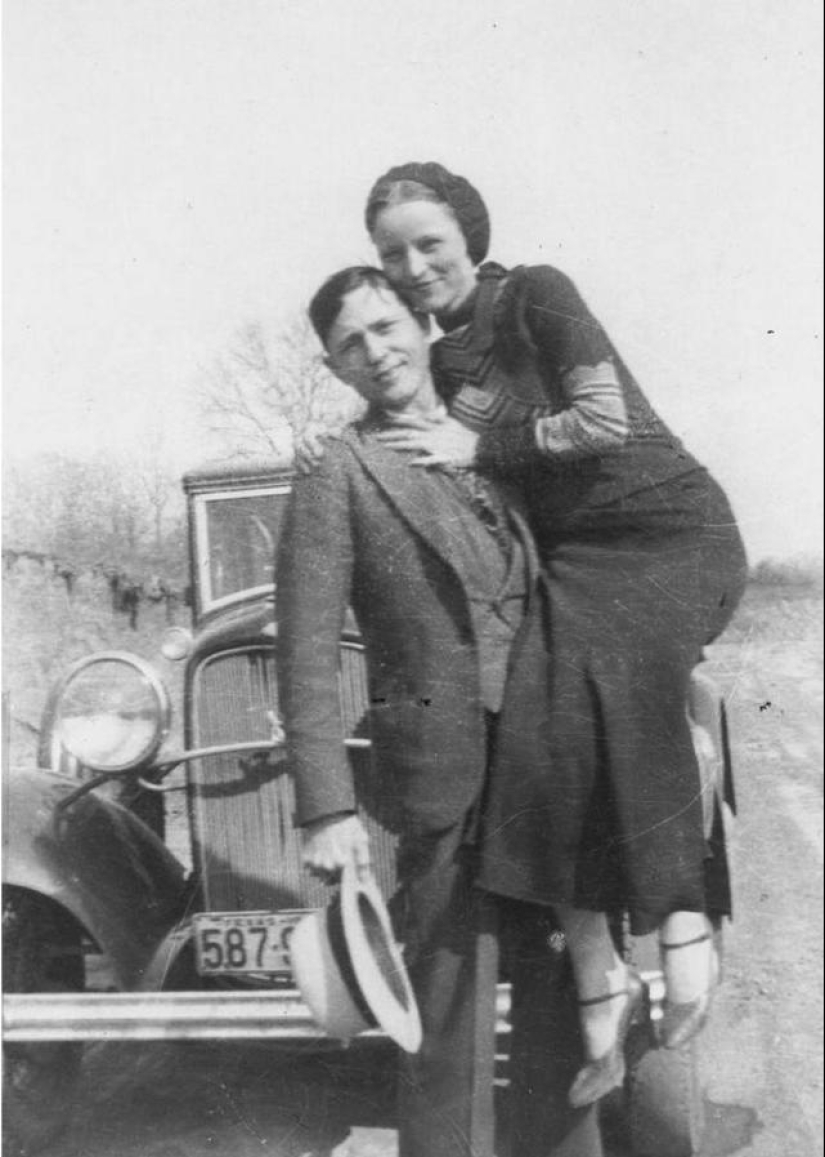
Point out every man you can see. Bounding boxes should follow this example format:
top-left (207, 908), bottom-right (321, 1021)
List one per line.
top-left (276, 266), bottom-right (603, 1157)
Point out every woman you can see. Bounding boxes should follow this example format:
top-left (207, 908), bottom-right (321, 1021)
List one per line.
top-left (360, 161), bottom-right (748, 1108)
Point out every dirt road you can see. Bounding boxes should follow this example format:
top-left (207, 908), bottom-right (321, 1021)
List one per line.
top-left (695, 617), bottom-right (823, 1157)
top-left (7, 584), bottom-right (824, 1157)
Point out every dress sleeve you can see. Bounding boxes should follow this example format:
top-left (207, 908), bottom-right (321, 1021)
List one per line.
top-left (275, 445), bottom-right (358, 826)
top-left (533, 363), bottom-right (628, 457)
top-left (477, 266), bottom-right (629, 471)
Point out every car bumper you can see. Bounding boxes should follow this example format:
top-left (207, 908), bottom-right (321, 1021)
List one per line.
top-left (3, 975), bottom-right (665, 1043)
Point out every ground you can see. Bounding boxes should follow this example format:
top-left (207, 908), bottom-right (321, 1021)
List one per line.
top-left (2, 568), bottom-right (823, 1156)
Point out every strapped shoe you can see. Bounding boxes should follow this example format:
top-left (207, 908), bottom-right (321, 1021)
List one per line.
top-left (568, 969), bottom-right (644, 1109)
top-left (660, 931), bottom-right (719, 1050)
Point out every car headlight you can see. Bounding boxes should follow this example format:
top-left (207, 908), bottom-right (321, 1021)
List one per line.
top-left (52, 652), bottom-right (170, 772)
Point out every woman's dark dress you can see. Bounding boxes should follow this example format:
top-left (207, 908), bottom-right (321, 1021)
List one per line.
top-left (432, 263), bottom-right (748, 934)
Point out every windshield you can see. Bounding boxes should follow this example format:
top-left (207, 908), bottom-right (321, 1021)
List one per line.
top-left (193, 484), bottom-right (291, 615)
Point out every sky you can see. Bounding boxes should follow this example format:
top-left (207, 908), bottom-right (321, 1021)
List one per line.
top-left (3, 0), bottom-right (822, 561)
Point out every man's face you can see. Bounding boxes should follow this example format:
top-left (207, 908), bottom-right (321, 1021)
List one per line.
top-left (324, 284), bottom-right (434, 414)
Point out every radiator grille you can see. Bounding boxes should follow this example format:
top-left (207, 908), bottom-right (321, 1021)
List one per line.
top-left (189, 643), bottom-right (397, 911)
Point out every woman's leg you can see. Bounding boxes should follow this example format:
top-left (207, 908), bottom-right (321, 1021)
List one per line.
top-left (659, 909), bottom-right (719, 1049)
top-left (660, 910), bottom-right (713, 1000)
top-left (559, 901), bottom-right (720, 1072)
top-left (554, 904), bottom-right (643, 1108)
top-left (555, 907), bottom-right (626, 1055)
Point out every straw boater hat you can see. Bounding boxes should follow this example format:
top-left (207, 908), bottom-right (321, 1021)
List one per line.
top-left (290, 862), bottom-right (422, 1054)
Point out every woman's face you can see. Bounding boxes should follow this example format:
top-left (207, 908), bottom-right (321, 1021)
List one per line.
top-left (371, 200), bottom-right (478, 319)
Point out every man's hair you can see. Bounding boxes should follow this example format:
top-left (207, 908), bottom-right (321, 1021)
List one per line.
top-left (309, 266), bottom-right (400, 348)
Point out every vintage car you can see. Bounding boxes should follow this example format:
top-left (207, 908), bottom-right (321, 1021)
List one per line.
top-left (3, 458), bottom-right (733, 1155)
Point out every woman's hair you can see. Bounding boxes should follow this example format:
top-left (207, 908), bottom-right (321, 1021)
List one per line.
top-left (365, 161), bottom-right (491, 265)
top-left (365, 178), bottom-right (449, 227)
top-left (309, 265), bottom-right (398, 348)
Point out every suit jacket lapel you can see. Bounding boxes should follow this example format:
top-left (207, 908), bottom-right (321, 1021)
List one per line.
top-left (344, 429), bottom-right (471, 574)
top-left (344, 428), bottom-right (541, 598)
top-left (506, 505), bottom-right (540, 588)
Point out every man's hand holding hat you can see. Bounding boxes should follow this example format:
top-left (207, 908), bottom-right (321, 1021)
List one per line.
top-left (302, 813), bottom-right (372, 883)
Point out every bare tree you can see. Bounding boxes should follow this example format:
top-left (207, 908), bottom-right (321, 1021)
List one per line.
top-left (198, 313), bottom-right (363, 459)
top-left (2, 453), bottom-right (134, 561)
top-left (2, 451), bottom-right (182, 571)
top-left (133, 430), bottom-right (182, 552)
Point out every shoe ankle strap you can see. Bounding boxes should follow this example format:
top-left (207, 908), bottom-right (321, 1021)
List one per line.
top-left (660, 932), bottom-right (712, 951)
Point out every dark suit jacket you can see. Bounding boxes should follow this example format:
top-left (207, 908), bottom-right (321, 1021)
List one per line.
top-left (276, 425), bottom-right (553, 836)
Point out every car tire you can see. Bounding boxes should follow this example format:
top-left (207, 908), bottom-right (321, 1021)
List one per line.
top-left (2, 887), bottom-right (85, 1156)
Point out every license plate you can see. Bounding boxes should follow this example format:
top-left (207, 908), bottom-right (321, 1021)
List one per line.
top-left (193, 910), bottom-right (309, 976)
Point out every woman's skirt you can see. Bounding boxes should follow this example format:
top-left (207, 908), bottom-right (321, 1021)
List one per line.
top-left (478, 468), bottom-right (748, 935)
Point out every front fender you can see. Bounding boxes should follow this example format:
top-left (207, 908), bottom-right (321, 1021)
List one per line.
top-left (689, 668), bottom-right (736, 837)
top-left (2, 767), bottom-right (188, 989)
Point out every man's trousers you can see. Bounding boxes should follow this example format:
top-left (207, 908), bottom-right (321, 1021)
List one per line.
top-left (391, 821), bottom-right (604, 1157)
